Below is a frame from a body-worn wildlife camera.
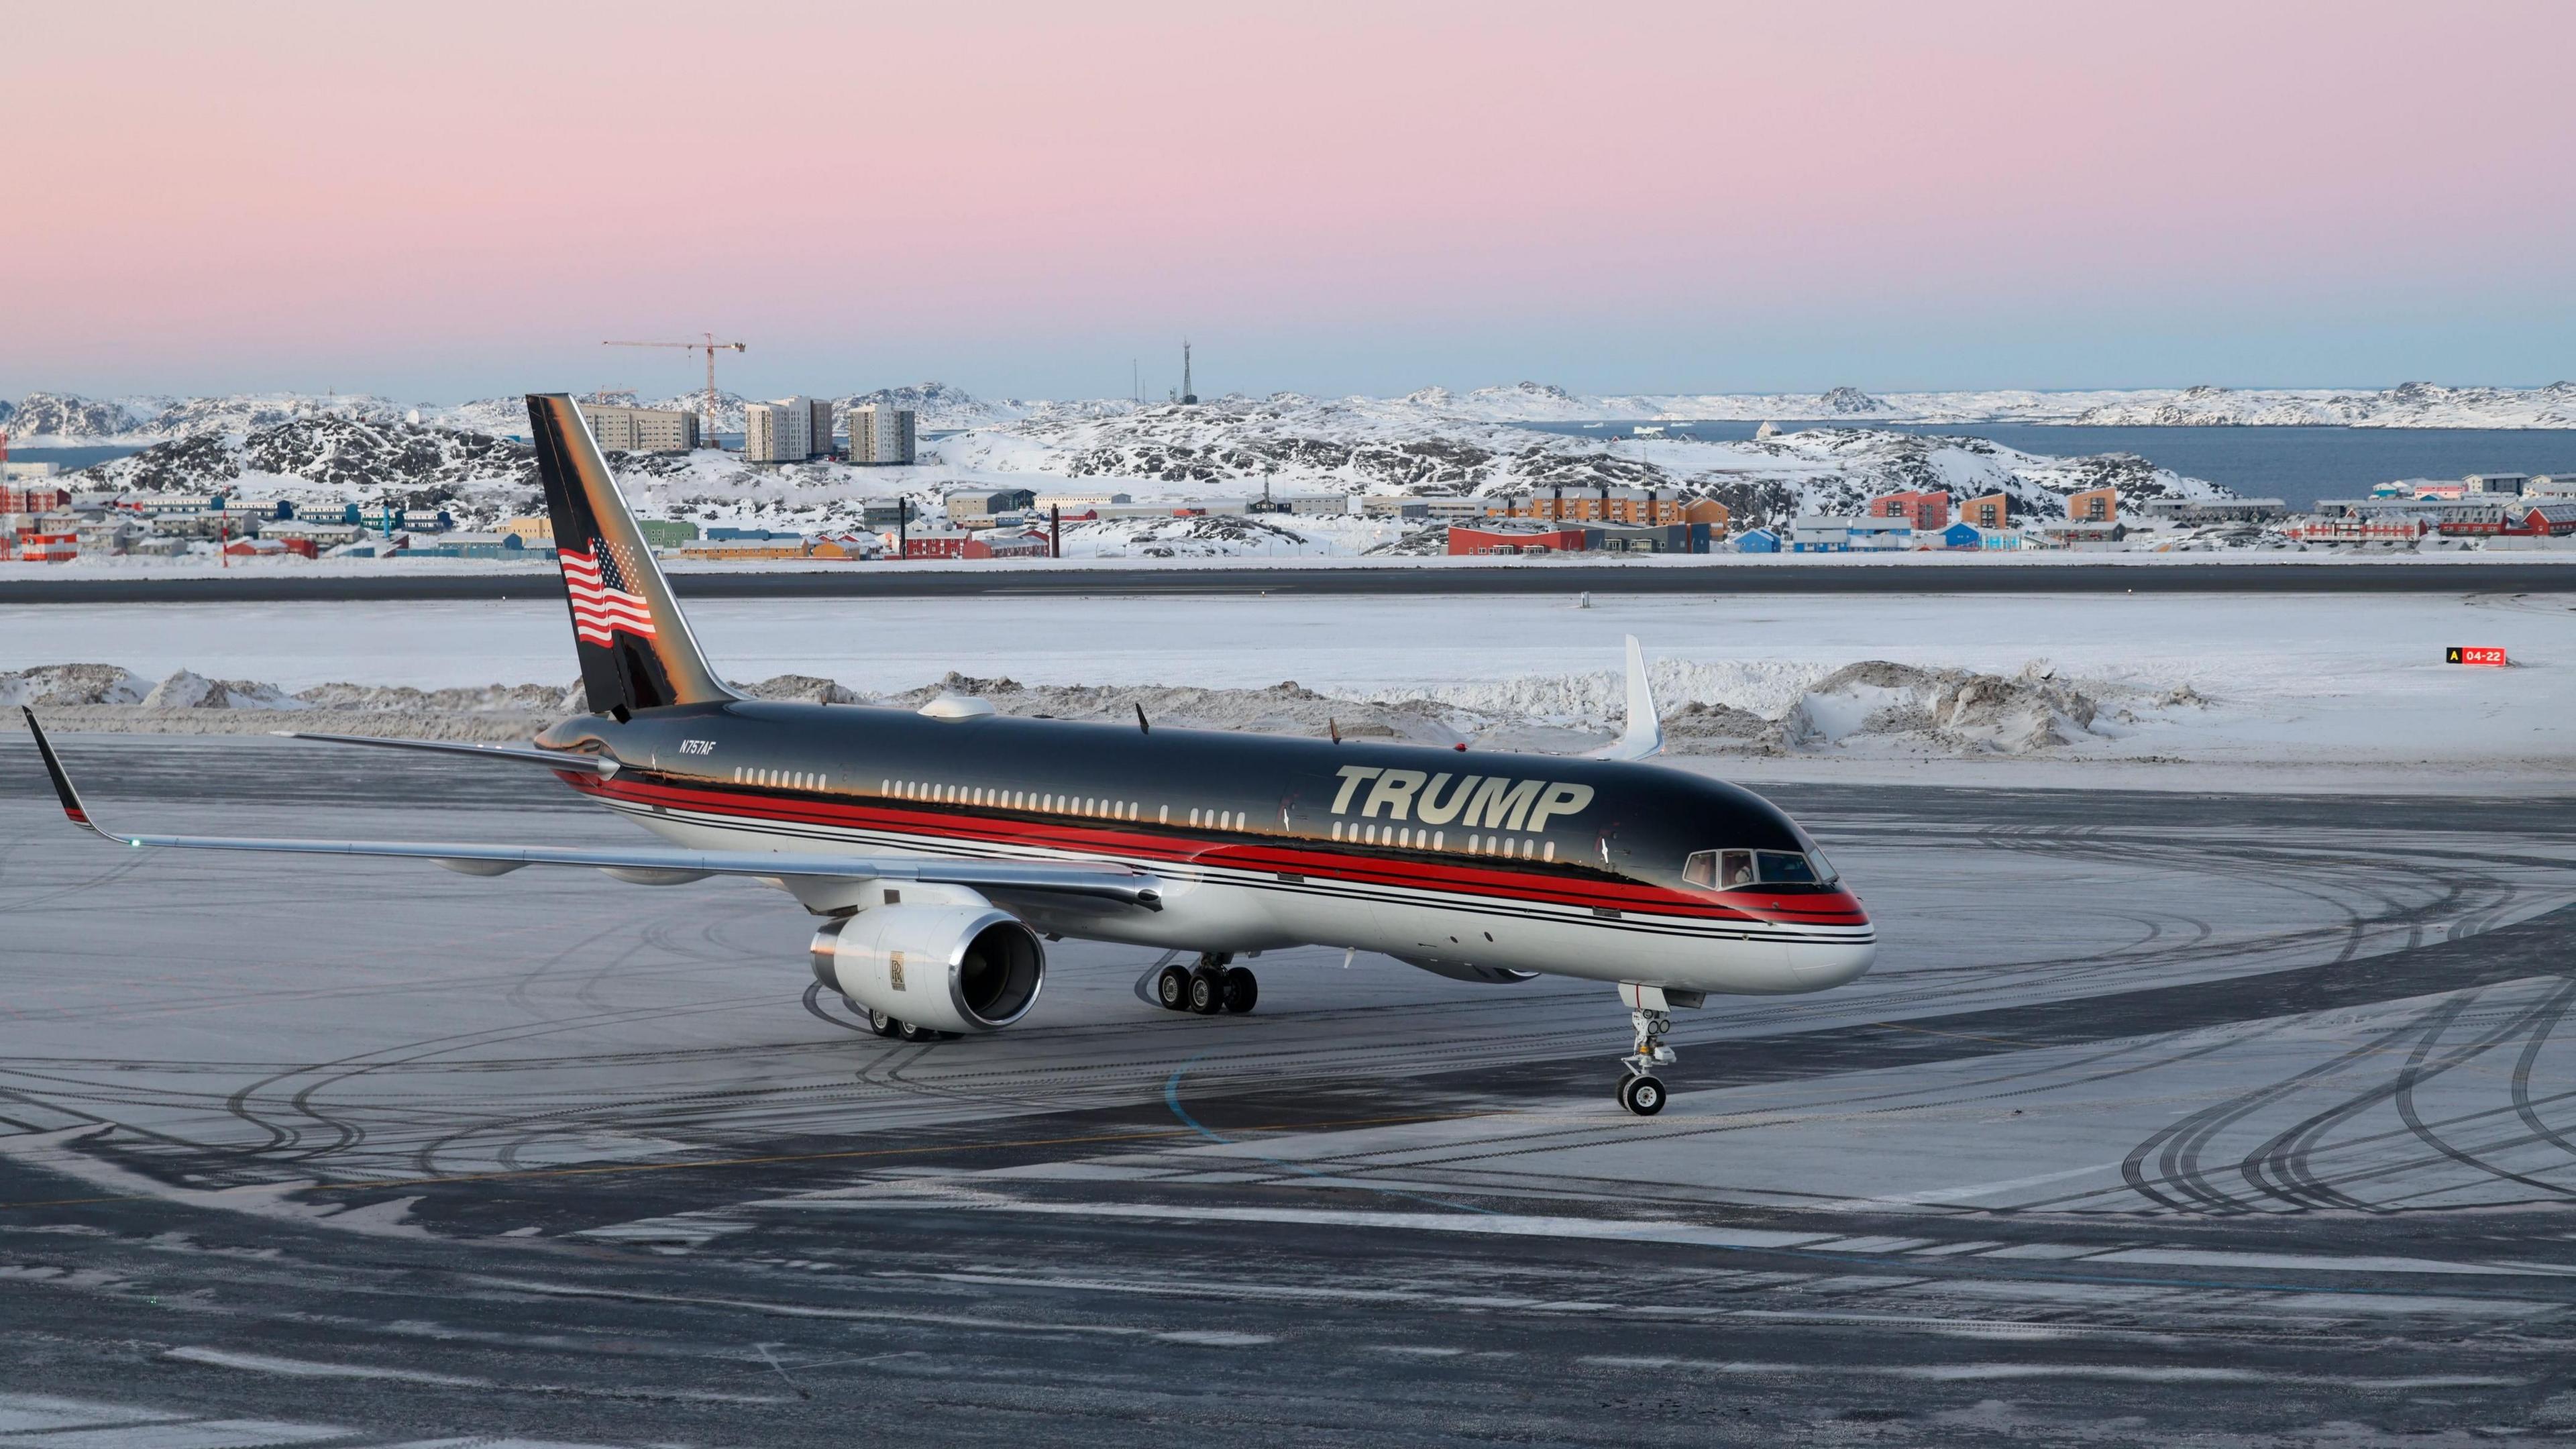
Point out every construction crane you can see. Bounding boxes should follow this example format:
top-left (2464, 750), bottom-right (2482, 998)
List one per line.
top-left (602, 333), bottom-right (747, 440)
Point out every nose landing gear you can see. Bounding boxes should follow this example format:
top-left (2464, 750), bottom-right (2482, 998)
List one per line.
top-left (1617, 993), bottom-right (1679, 1116)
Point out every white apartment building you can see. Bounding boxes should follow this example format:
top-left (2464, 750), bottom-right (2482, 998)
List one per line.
top-left (849, 405), bottom-right (917, 466)
top-left (743, 397), bottom-right (815, 464)
top-left (576, 403), bottom-right (700, 453)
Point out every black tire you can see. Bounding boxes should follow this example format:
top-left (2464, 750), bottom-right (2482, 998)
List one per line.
top-left (866, 1008), bottom-right (900, 1038)
top-left (1187, 969), bottom-right (1224, 1015)
top-left (1619, 1073), bottom-right (1666, 1117)
top-left (897, 1019), bottom-right (935, 1043)
top-left (1221, 966), bottom-right (1258, 1014)
top-left (1157, 964), bottom-right (1193, 1012)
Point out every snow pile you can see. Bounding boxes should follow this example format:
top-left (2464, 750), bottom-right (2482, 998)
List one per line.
top-left (138, 670), bottom-right (307, 710)
top-left (1777, 661), bottom-right (2112, 755)
top-left (0, 663), bottom-right (152, 707)
top-left (878, 674), bottom-right (1469, 745)
top-left (293, 681), bottom-right (587, 714)
top-left (733, 675), bottom-right (867, 705)
top-left (0, 653), bottom-right (2174, 758)
top-left (1368, 657), bottom-right (2145, 757)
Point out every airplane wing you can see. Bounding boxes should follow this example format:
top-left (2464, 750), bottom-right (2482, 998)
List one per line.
top-left (21, 709), bottom-right (1160, 911)
top-left (1585, 635), bottom-right (1664, 762)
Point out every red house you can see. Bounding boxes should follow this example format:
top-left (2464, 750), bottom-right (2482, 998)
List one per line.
top-left (900, 528), bottom-right (1049, 560)
top-left (2438, 502), bottom-right (2576, 538)
top-left (1448, 523), bottom-right (1593, 555)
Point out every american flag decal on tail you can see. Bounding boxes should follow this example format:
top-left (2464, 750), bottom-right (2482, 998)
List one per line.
top-left (559, 539), bottom-right (657, 646)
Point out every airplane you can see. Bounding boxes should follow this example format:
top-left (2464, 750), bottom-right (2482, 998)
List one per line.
top-left (21, 394), bottom-right (1875, 1117)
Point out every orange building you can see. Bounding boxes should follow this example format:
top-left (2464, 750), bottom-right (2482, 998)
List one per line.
top-left (2067, 486), bottom-right (2116, 523)
top-left (1960, 492), bottom-right (2010, 530)
top-left (1868, 490), bottom-right (1950, 531)
top-left (1501, 487), bottom-right (1715, 527)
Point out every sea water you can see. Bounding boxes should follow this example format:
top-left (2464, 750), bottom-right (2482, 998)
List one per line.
top-left (1524, 422), bottom-right (2576, 513)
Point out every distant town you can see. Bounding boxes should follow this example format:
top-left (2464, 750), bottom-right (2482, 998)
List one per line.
top-left (3, 391), bottom-right (2574, 566)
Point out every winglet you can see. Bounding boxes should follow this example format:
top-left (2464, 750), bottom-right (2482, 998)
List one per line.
top-left (1589, 636), bottom-right (1664, 762)
top-left (20, 708), bottom-right (112, 838)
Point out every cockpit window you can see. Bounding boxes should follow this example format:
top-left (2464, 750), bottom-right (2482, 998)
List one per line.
top-left (1683, 848), bottom-right (1837, 890)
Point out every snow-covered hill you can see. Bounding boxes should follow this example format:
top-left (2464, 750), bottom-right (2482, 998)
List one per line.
top-left (81, 417), bottom-right (540, 517)
top-left (2063, 380), bottom-right (2576, 428)
top-left (51, 390), bottom-right (2229, 547)
top-left (942, 394), bottom-right (2227, 529)
top-left (14, 377), bottom-right (2576, 448)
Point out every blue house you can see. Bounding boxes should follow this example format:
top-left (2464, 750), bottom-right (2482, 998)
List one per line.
top-left (1733, 527), bottom-right (1781, 553)
top-left (1937, 521), bottom-right (1984, 549)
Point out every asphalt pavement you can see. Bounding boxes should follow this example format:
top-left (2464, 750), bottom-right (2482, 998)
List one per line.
top-left (3, 737), bottom-right (2573, 1446)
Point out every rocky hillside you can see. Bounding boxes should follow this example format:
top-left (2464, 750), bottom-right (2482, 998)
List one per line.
top-left (2070, 380), bottom-right (2576, 428)
top-left (78, 416), bottom-right (540, 518)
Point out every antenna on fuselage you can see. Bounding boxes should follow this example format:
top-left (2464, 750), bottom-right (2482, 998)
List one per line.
top-left (1134, 703), bottom-right (1151, 735)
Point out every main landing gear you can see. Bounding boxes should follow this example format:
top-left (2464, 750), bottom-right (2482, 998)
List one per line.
top-left (1617, 996), bottom-right (1679, 1117)
top-left (865, 1008), bottom-right (955, 1043)
top-left (1157, 953), bottom-right (1259, 1016)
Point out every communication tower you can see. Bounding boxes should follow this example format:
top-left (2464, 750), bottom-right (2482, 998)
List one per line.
top-left (1179, 341), bottom-right (1197, 405)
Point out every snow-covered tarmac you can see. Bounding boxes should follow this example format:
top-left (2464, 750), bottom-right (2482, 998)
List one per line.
top-left (3, 740), bottom-right (2574, 1442)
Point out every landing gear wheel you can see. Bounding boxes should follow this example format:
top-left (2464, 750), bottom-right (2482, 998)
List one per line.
top-left (896, 1019), bottom-right (936, 1043)
top-left (1220, 966), bottom-right (1259, 1014)
top-left (865, 1008), bottom-right (899, 1038)
top-left (1187, 968), bottom-right (1226, 1015)
top-left (1619, 1073), bottom-right (1666, 1117)
top-left (1156, 964), bottom-right (1193, 1012)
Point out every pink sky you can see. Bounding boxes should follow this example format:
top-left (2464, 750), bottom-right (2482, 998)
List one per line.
top-left (4, 1), bottom-right (2573, 398)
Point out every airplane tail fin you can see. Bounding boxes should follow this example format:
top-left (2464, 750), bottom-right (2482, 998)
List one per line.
top-left (525, 394), bottom-right (733, 716)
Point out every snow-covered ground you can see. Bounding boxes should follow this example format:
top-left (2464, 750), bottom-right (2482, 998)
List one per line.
top-left (7, 591), bottom-right (2572, 790)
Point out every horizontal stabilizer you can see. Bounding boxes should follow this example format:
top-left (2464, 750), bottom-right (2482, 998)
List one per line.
top-left (278, 731), bottom-right (619, 775)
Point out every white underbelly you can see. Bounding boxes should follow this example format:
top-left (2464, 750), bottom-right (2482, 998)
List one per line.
top-left (615, 803), bottom-right (1870, 994)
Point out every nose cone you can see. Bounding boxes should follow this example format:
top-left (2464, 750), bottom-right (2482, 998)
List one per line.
top-left (1745, 886), bottom-right (1876, 989)
top-left (1790, 934), bottom-right (1876, 987)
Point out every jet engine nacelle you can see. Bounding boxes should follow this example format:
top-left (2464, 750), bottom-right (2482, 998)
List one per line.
top-left (809, 904), bottom-right (1046, 1033)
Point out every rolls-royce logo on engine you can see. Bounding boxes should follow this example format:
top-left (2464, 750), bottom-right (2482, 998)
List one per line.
top-left (1329, 765), bottom-right (1593, 832)
top-left (888, 952), bottom-right (906, 991)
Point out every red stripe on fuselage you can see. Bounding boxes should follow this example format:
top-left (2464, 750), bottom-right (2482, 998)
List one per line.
top-left (566, 771), bottom-right (1870, 928)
